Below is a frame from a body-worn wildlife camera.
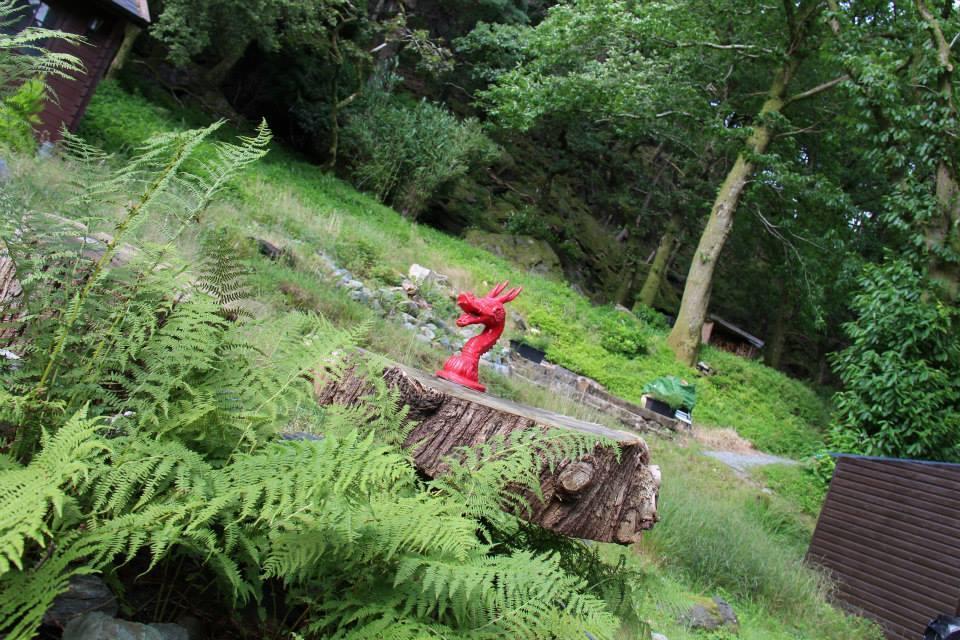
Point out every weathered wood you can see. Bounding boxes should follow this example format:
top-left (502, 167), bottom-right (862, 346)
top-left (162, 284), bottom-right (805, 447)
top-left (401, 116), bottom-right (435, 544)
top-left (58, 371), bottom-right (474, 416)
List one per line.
top-left (317, 363), bottom-right (660, 544)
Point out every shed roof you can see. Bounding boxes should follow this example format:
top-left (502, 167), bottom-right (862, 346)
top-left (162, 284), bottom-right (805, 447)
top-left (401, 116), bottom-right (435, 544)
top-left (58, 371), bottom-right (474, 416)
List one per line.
top-left (102, 0), bottom-right (151, 25)
top-left (708, 315), bottom-right (764, 349)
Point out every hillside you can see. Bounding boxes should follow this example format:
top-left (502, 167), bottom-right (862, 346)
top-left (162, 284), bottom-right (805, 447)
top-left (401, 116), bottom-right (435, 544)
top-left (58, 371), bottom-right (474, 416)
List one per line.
top-left (81, 80), bottom-right (831, 460)
top-left (2, 81), bottom-right (870, 639)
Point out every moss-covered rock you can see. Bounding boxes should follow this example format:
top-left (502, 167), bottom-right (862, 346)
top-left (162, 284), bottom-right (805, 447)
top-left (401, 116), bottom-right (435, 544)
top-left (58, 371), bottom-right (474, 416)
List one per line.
top-left (463, 230), bottom-right (563, 279)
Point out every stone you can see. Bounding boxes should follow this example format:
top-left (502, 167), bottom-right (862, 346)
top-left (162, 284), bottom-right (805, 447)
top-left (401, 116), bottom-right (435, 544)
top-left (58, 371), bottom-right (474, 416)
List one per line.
top-left (43, 575), bottom-right (117, 627)
top-left (418, 326), bottom-right (436, 342)
top-left (463, 230), bottom-right (563, 278)
top-left (680, 596), bottom-right (739, 632)
top-left (62, 612), bottom-right (189, 640)
top-left (255, 238), bottom-right (284, 261)
top-left (342, 279), bottom-right (365, 290)
top-left (0, 157), bottom-right (10, 181)
top-left (408, 263), bottom-right (450, 288)
top-left (151, 623), bottom-right (190, 640)
top-left (398, 312), bottom-right (417, 325)
top-left (37, 140), bottom-right (56, 159)
top-left (652, 634), bottom-right (669, 640)
top-left (280, 431), bottom-right (323, 441)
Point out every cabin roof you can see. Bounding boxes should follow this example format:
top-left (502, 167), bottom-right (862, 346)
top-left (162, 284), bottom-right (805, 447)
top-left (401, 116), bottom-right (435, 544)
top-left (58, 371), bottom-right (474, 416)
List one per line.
top-left (102, 0), bottom-right (151, 25)
top-left (708, 315), bottom-right (765, 349)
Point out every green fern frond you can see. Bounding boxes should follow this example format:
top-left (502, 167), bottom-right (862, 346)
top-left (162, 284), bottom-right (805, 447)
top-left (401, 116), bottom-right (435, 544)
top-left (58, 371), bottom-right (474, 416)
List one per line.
top-left (0, 410), bottom-right (107, 577)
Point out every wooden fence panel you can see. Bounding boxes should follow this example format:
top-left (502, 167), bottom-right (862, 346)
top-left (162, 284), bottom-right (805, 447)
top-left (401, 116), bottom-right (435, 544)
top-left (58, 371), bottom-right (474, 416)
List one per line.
top-left (808, 456), bottom-right (960, 640)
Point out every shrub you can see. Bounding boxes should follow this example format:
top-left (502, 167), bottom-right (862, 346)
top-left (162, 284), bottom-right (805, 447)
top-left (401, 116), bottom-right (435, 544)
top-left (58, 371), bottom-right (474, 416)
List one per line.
top-left (0, 77), bottom-right (43, 152)
top-left (343, 84), bottom-right (498, 217)
top-left (829, 260), bottom-right (960, 461)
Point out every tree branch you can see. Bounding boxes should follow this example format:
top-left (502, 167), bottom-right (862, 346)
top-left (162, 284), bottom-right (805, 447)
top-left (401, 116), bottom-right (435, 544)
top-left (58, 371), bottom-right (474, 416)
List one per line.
top-left (783, 74), bottom-right (849, 105)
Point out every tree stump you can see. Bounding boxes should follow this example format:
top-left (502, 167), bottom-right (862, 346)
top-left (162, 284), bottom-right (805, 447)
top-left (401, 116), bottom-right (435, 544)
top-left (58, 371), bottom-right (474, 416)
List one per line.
top-left (317, 363), bottom-right (660, 544)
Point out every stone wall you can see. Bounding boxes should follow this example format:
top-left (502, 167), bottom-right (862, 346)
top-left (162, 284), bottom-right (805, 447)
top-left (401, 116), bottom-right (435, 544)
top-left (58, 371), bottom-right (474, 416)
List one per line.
top-left (507, 355), bottom-right (684, 436)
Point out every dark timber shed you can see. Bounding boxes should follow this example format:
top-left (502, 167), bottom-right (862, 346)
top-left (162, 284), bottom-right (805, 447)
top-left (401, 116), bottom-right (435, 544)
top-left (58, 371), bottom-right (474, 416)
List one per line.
top-left (807, 455), bottom-right (960, 640)
top-left (12, 0), bottom-right (150, 140)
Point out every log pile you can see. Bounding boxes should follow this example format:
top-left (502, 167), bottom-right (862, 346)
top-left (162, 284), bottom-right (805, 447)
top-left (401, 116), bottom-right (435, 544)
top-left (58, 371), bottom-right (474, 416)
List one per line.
top-left (317, 363), bottom-right (661, 544)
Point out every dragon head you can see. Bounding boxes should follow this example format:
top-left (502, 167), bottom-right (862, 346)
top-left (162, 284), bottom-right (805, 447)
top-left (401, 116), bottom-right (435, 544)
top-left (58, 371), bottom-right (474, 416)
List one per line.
top-left (454, 281), bottom-right (522, 328)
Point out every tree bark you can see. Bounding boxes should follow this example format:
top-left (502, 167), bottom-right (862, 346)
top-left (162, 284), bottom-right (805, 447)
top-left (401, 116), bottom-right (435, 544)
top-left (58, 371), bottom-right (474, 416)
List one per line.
top-left (203, 42), bottom-right (250, 87)
top-left (106, 23), bottom-right (142, 80)
top-left (666, 53), bottom-right (803, 365)
top-left (316, 363), bottom-right (661, 544)
top-left (764, 287), bottom-right (789, 370)
top-left (916, 0), bottom-right (960, 300)
top-left (637, 213), bottom-right (679, 308)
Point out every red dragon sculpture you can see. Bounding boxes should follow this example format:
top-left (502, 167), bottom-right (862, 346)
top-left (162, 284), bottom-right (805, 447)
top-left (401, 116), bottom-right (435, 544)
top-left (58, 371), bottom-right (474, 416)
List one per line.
top-left (436, 281), bottom-right (522, 392)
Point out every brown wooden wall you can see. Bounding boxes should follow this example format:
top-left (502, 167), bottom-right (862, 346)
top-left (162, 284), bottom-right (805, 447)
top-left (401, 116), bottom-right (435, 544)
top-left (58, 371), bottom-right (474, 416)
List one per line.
top-left (807, 455), bottom-right (960, 640)
top-left (35, 2), bottom-right (125, 140)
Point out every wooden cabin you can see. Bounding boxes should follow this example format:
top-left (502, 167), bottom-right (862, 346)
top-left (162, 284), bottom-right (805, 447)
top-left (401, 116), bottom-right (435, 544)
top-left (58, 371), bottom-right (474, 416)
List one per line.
top-left (11, 0), bottom-right (150, 140)
top-left (700, 314), bottom-right (764, 359)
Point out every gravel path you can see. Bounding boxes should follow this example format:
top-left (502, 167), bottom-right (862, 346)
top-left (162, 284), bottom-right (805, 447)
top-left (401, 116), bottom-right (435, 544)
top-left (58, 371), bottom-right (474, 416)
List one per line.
top-left (702, 450), bottom-right (797, 474)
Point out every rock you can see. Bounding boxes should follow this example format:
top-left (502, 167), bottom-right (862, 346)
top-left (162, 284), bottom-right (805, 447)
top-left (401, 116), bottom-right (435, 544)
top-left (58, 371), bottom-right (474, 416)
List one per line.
top-left (418, 326), bottom-right (436, 342)
top-left (62, 612), bottom-right (189, 640)
top-left (0, 158), bottom-right (10, 181)
top-left (681, 596), bottom-right (739, 632)
top-left (37, 140), bottom-right (56, 159)
top-left (398, 312), bottom-right (417, 325)
top-left (652, 633), bottom-right (669, 640)
top-left (349, 289), bottom-right (371, 304)
top-left (463, 230), bottom-right (563, 278)
top-left (408, 263), bottom-right (450, 288)
top-left (255, 238), bottom-right (284, 261)
top-left (43, 575), bottom-right (117, 627)
top-left (396, 300), bottom-right (420, 317)
top-left (342, 279), bottom-right (365, 290)
top-left (280, 431), bottom-right (323, 441)
top-left (151, 623), bottom-right (190, 640)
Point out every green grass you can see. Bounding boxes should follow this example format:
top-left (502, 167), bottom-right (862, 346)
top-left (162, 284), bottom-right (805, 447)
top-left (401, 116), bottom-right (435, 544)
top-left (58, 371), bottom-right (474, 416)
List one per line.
top-left (77, 80), bottom-right (830, 457)
top-left (5, 79), bottom-right (882, 640)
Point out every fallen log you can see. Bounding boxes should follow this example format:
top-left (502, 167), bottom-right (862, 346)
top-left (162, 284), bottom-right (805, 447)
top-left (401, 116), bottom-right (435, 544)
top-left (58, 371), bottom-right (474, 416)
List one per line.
top-left (317, 363), bottom-right (660, 544)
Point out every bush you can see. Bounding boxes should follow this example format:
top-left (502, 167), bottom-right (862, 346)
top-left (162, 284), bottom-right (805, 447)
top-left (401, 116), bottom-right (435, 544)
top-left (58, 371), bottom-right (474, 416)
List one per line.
top-left (343, 85), bottom-right (498, 217)
top-left (829, 260), bottom-right (960, 461)
top-left (0, 77), bottom-right (44, 152)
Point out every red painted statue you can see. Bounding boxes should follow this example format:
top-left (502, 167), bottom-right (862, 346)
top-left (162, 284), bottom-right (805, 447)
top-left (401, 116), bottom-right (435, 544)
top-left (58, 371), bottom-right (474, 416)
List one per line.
top-left (437, 281), bottom-right (522, 392)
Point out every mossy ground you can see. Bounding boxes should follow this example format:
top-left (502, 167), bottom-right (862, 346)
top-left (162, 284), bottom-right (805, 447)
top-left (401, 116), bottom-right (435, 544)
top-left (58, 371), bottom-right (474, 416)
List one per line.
top-left (10, 80), bottom-right (877, 639)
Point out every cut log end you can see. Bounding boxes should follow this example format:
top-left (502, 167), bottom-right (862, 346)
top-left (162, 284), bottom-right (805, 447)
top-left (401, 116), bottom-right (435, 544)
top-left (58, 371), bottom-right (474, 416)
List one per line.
top-left (317, 362), bottom-right (661, 544)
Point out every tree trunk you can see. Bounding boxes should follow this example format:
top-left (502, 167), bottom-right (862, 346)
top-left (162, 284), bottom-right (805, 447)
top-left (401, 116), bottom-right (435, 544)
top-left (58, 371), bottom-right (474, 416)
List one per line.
top-left (916, 0), bottom-right (960, 300)
top-left (764, 289), bottom-right (789, 370)
top-left (666, 60), bottom-right (797, 365)
top-left (316, 363), bottom-right (661, 544)
top-left (637, 213), bottom-right (679, 308)
top-left (203, 42), bottom-right (250, 87)
top-left (106, 23), bottom-right (142, 80)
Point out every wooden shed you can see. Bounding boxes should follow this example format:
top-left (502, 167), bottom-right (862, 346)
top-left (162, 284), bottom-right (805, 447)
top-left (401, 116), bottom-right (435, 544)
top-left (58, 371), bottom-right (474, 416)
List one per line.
top-left (12, 0), bottom-right (150, 140)
top-left (700, 314), bottom-right (764, 359)
top-left (807, 455), bottom-right (960, 639)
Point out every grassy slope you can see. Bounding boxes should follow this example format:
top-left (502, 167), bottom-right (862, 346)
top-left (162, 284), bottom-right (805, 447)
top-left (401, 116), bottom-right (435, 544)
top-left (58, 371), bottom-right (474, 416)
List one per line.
top-left (80, 80), bottom-right (828, 457)
top-left (56, 81), bottom-right (881, 639)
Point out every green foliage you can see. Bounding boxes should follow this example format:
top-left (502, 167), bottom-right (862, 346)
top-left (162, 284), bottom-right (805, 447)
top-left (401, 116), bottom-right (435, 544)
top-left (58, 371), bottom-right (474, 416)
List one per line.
top-left (0, 77), bottom-right (44, 152)
top-left (0, 121), bottom-right (633, 640)
top-left (343, 83), bottom-right (499, 217)
top-left (829, 260), bottom-right (960, 461)
top-left (642, 375), bottom-right (696, 411)
top-left (755, 463), bottom-right (827, 518)
top-left (79, 82), bottom-right (834, 462)
top-left (644, 444), bottom-right (883, 640)
top-left (0, 1), bottom-right (83, 152)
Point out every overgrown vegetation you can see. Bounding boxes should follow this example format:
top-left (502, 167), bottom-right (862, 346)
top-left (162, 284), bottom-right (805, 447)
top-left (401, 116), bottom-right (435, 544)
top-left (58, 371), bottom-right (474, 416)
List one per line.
top-left (0, 122), bottom-right (642, 640)
top-left (78, 81), bottom-right (832, 458)
top-left (0, 76), bottom-right (883, 638)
